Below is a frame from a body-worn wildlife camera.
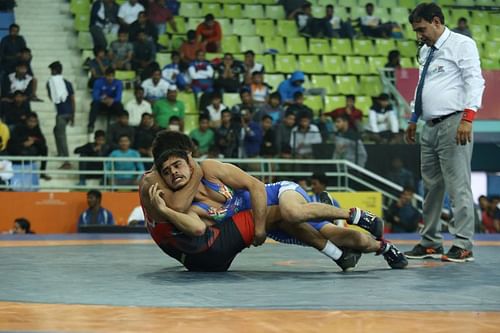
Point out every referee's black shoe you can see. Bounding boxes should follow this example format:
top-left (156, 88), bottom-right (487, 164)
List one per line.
top-left (405, 244), bottom-right (444, 259)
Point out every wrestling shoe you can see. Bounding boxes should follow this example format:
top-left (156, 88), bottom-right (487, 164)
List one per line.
top-left (404, 244), bottom-right (444, 259)
top-left (377, 239), bottom-right (408, 269)
top-left (318, 191), bottom-right (335, 205)
top-left (347, 207), bottom-right (384, 239)
top-left (441, 246), bottom-right (474, 263)
top-left (335, 248), bottom-right (362, 272)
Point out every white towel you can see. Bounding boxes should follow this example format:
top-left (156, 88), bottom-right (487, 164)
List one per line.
top-left (48, 75), bottom-right (68, 104)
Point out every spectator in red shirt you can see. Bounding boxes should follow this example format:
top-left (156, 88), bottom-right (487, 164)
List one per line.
top-left (324, 94), bottom-right (363, 132)
top-left (179, 30), bottom-right (205, 67)
top-left (196, 14), bottom-right (222, 53)
top-left (147, 0), bottom-right (177, 35)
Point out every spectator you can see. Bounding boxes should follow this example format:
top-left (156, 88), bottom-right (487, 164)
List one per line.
top-left (309, 172), bottom-right (340, 207)
top-left (385, 186), bottom-right (421, 233)
top-left (384, 50), bottom-right (401, 84)
top-left (231, 88), bottom-right (258, 119)
top-left (385, 156), bottom-right (415, 188)
top-left (325, 5), bottom-right (354, 39)
top-left (277, 71), bottom-right (305, 106)
top-left (290, 113), bottom-right (322, 158)
top-left (128, 205), bottom-right (145, 226)
top-left (214, 53), bottom-right (245, 93)
top-left (189, 114), bottom-right (214, 155)
top-left (118, 0), bottom-right (145, 27)
top-left (153, 85), bottom-right (185, 130)
top-left (166, 115), bottom-right (181, 131)
top-left (452, 17), bottom-right (472, 38)
top-left (147, 0), bottom-right (177, 35)
top-left (0, 117), bottom-right (9, 154)
top-left (1, 90), bottom-right (30, 129)
top-left (7, 112), bottom-right (51, 180)
top-left (109, 29), bottom-right (133, 70)
top-left (332, 114), bottom-right (367, 167)
top-left (10, 218), bottom-right (34, 234)
top-left (239, 108), bottom-right (262, 158)
top-left (2, 62), bottom-right (35, 101)
top-left (276, 110), bottom-right (296, 158)
top-left (479, 196), bottom-right (496, 233)
top-left (359, 3), bottom-right (394, 38)
top-left (78, 190), bottom-right (115, 226)
top-left (253, 92), bottom-right (285, 126)
top-left (493, 200), bottom-right (500, 233)
top-left (108, 110), bottom-right (135, 150)
top-left (278, 0), bottom-right (307, 18)
top-left (125, 86), bottom-right (152, 126)
top-left (106, 134), bottom-right (144, 185)
top-left (188, 50), bottom-right (214, 94)
top-left (165, 0), bottom-right (180, 16)
top-left (365, 93), bottom-right (399, 143)
top-left (205, 91), bottom-right (227, 128)
top-left (141, 68), bottom-right (169, 103)
top-left (0, 23), bottom-right (27, 74)
top-left (248, 71), bottom-right (269, 105)
top-left (179, 30), bottom-right (205, 67)
top-left (243, 50), bottom-right (264, 85)
top-left (215, 110), bottom-right (238, 158)
top-left (89, 46), bottom-right (112, 89)
top-left (260, 114), bottom-right (276, 158)
top-left (287, 91), bottom-right (314, 121)
top-left (18, 48), bottom-right (42, 102)
top-left (196, 14), bottom-right (222, 53)
top-left (47, 61), bottom-right (75, 170)
top-left (134, 112), bottom-right (157, 169)
top-left (129, 11), bottom-right (158, 44)
top-left (161, 51), bottom-right (187, 90)
top-left (88, 68), bottom-right (124, 133)
top-left (324, 94), bottom-right (363, 132)
top-left (74, 130), bottom-right (110, 186)
top-left (289, 1), bottom-right (332, 38)
top-left (90, 0), bottom-right (120, 49)
top-left (132, 29), bottom-right (156, 72)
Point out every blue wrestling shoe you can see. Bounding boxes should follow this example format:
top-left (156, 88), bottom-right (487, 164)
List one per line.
top-left (347, 207), bottom-right (384, 239)
top-left (377, 239), bottom-right (408, 269)
top-left (335, 248), bottom-right (362, 272)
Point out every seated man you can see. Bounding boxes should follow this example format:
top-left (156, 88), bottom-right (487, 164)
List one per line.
top-left (74, 130), bottom-right (110, 186)
top-left (78, 189), bottom-right (115, 227)
top-left (140, 131), bottom-right (407, 271)
top-left (385, 186), bottom-right (421, 233)
top-left (141, 69), bottom-right (170, 104)
top-left (365, 93), bottom-right (399, 144)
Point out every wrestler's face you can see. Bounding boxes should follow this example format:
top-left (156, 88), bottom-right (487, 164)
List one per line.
top-left (160, 156), bottom-right (192, 190)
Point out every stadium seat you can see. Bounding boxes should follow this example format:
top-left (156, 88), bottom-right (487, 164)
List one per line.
top-left (336, 0), bottom-right (355, 7)
top-left (201, 3), bottom-right (222, 17)
top-left (377, 0), bottom-right (398, 8)
top-left (323, 55), bottom-right (345, 75)
top-left (476, 0), bottom-right (497, 5)
top-left (401, 57), bottom-right (417, 68)
top-left (336, 76), bottom-right (358, 95)
top-left (255, 19), bottom-right (276, 38)
top-left (156, 53), bottom-right (171, 68)
top-left (222, 36), bottom-right (240, 54)
top-left (399, 0), bottom-right (417, 8)
top-left (255, 54), bottom-right (275, 73)
top-left (158, 35), bottom-right (170, 49)
top-left (353, 40), bottom-right (376, 56)
top-left (470, 11), bottom-right (491, 26)
top-left (167, 17), bottom-right (186, 34)
top-left (265, 74), bottom-right (285, 90)
top-left (345, 56), bottom-right (370, 75)
top-left (331, 39), bottom-right (352, 55)
top-left (355, 95), bottom-right (373, 117)
top-left (390, 7), bottom-right (410, 25)
top-left (484, 41), bottom-right (500, 59)
top-left (436, 0), bottom-right (456, 6)
top-left (358, 0), bottom-right (374, 6)
top-left (455, 0), bottom-right (476, 7)
top-left (77, 32), bottom-right (92, 50)
top-left (310, 39), bottom-right (331, 55)
top-left (277, 20), bottom-right (299, 37)
top-left (489, 25), bottom-right (500, 42)
top-left (359, 75), bottom-right (383, 97)
top-left (470, 25), bottom-right (487, 43)
top-left (402, 24), bottom-right (416, 40)
top-left (244, 5), bottom-right (265, 19)
top-left (224, 4), bottom-right (243, 19)
top-left (240, 36), bottom-right (263, 53)
top-left (375, 39), bottom-right (397, 56)
top-left (481, 58), bottom-right (500, 70)
top-left (179, 3), bottom-right (201, 18)
top-left (303, 95), bottom-right (324, 115)
top-left (178, 92), bottom-right (197, 114)
top-left (223, 93), bottom-right (241, 108)
top-left (350, 7), bottom-right (366, 21)
top-left (312, 6), bottom-right (325, 18)
top-left (299, 55), bottom-right (323, 74)
top-left (115, 70), bottom-right (136, 82)
top-left (325, 96), bottom-right (345, 112)
top-left (275, 54), bottom-right (297, 74)
top-left (263, 36), bottom-right (286, 53)
top-left (375, 8), bottom-right (391, 22)
top-left (397, 40), bottom-right (418, 58)
top-left (287, 37), bottom-right (308, 54)
top-left (233, 19), bottom-right (256, 36)
top-left (311, 75), bottom-right (336, 95)
top-left (218, 18), bottom-right (233, 36)
top-left (187, 17), bottom-right (204, 31)
top-left (74, 13), bottom-right (90, 32)
top-left (448, 9), bottom-right (471, 26)
top-left (205, 53), bottom-right (223, 61)
top-left (491, 14), bottom-right (500, 26)
top-left (70, 0), bottom-right (90, 14)
top-left (183, 113), bottom-right (199, 134)
top-left (368, 56), bottom-right (386, 75)
top-left (265, 6), bottom-right (286, 20)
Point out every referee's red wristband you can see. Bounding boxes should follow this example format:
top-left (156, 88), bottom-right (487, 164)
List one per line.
top-left (462, 109), bottom-right (476, 123)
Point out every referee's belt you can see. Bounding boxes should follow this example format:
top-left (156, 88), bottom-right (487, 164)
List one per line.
top-left (427, 111), bottom-right (461, 125)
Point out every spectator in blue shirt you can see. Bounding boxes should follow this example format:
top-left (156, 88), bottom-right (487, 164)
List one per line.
top-left (161, 51), bottom-right (187, 90)
top-left (277, 71), bottom-right (305, 106)
top-left (385, 186), bottom-right (421, 233)
top-left (88, 67), bottom-right (124, 133)
top-left (78, 189), bottom-right (115, 227)
top-left (239, 107), bottom-right (262, 158)
top-left (106, 134), bottom-right (144, 186)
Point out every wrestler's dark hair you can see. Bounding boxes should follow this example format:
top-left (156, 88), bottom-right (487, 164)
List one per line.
top-left (152, 130), bottom-right (194, 163)
top-left (154, 149), bottom-right (189, 174)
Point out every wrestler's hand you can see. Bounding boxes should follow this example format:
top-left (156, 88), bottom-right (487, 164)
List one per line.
top-left (149, 183), bottom-right (170, 214)
top-left (253, 229), bottom-right (267, 247)
top-left (405, 123), bottom-right (417, 144)
top-left (456, 120), bottom-right (472, 145)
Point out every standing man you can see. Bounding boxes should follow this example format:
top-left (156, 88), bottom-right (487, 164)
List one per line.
top-left (404, 3), bottom-right (484, 263)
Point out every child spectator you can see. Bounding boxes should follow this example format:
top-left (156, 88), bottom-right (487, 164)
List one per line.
top-left (287, 91), bottom-right (313, 121)
top-left (78, 190), bottom-right (115, 226)
top-left (248, 71), bottom-right (269, 105)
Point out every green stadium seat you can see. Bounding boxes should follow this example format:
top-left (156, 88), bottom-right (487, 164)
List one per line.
top-left (375, 8), bottom-right (391, 22)
top-left (121, 90), bottom-right (134, 105)
top-left (218, 18), bottom-right (233, 36)
top-left (179, 2), bottom-right (201, 18)
top-left (183, 113), bottom-right (199, 134)
top-left (81, 50), bottom-right (93, 64)
top-left (470, 25), bottom-right (487, 43)
top-left (325, 96), bottom-right (345, 112)
top-left (265, 74), bottom-right (285, 90)
top-left (484, 41), bottom-right (500, 59)
top-left (481, 58), bottom-right (500, 70)
top-left (233, 18), bottom-right (256, 36)
top-left (222, 36), bottom-right (240, 53)
top-left (353, 40), bottom-right (376, 56)
top-left (397, 40), bottom-right (418, 58)
top-left (311, 75), bottom-right (336, 95)
top-left (359, 75), bottom-right (383, 97)
top-left (375, 39), bottom-right (397, 56)
top-left (258, 0), bottom-right (276, 4)
top-left (310, 39), bottom-right (331, 55)
top-left (167, 17), bottom-right (186, 34)
top-left (390, 7), bottom-right (410, 25)
top-left (77, 32), bottom-right (92, 50)
top-left (312, 6), bottom-right (325, 18)
top-left (74, 13), bottom-right (90, 32)
top-left (303, 95), bottom-right (324, 115)
top-left (336, 0), bottom-right (355, 7)
top-left (237, 0), bottom-right (255, 4)
top-left (402, 24), bottom-right (416, 40)
top-left (448, 9), bottom-right (471, 26)
top-left (377, 0), bottom-right (398, 8)
top-left (336, 76), bottom-right (358, 95)
top-left (331, 39), bottom-right (352, 55)
top-left (401, 57), bottom-right (417, 68)
top-left (489, 25), bottom-right (500, 42)
top-left (265, 6), bottom-right (286, 20)
top-left (368, 56), bottom-right (386, 75)
top-left (223, 93), bottom-right (241, 108)
top-left (187, 17), bottom-right (204, 31)
top-left (158, 34), bottom-right (170, 49)
top-left (244, 5), bottom-right (265, 19)
top-left (224, 4), bottom-right (243, 19)
top-left (277, 20), bottom-right (299, 37)
top-left (264, 36), bottom-right (286, 53)
top-left (399, 0), bottom-right (417, 8)
top-left (275, 54), bottom-right (297, 74)
top-left (455, 0), bottom-right (476, 6)
top-left (333, 6), bottom-right (349, 20)
top-left (178, 92), bottom-right (197, 114)
top-left (205, 53), bottom-right (223, 61)
top-left (476, 0), bottom-right (497, 5)
top-left (345, 56), bottom-right (370, 75)
top-left (491, 14), bottom-right (500, 26)
top-left (241, 36), bottom-right (263, 53)
top-left (170, 35), bottom-right (185, 50)
top-left (115, 70), bottom-right (136, 82)
top-left (70, 0), bottom-right (90, 14)
top-left (255, 19), bottom-right (276, 38)
top-left (350, 6), bottom-right (366, 21)
top-left (156, 53), bottom-right (171, 68)
top-left (105, 32), bottom-right (116, 45)
top-left (201, 3), bottom-right (222, 17)
top-left (355, 95), bottom-right (373, 117)
top-left (255, 54), bottom-right (275, 73)
top-left (323, 55), bottom-right (345, 75)
top-left (358, 0), bottom-right (374, 6)
top-left (299, 55), bottom-right (323, 74)
top-left (470, 11), bottom-right (491, 26)
top-left (287, 37), bottom-right (308, 54)
top-left (436, 0), bottom-right (456, 6)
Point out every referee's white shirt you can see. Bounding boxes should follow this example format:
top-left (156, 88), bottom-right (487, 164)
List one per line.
top-left (411, 27), bottom-right (485, 121)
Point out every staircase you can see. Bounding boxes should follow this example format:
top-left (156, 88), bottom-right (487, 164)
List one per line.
top-left (14, 0), bottom-right (92, 188)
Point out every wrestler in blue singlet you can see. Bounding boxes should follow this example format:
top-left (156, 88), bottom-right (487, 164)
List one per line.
top-left (193, 179), bottom-right (340, 245)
